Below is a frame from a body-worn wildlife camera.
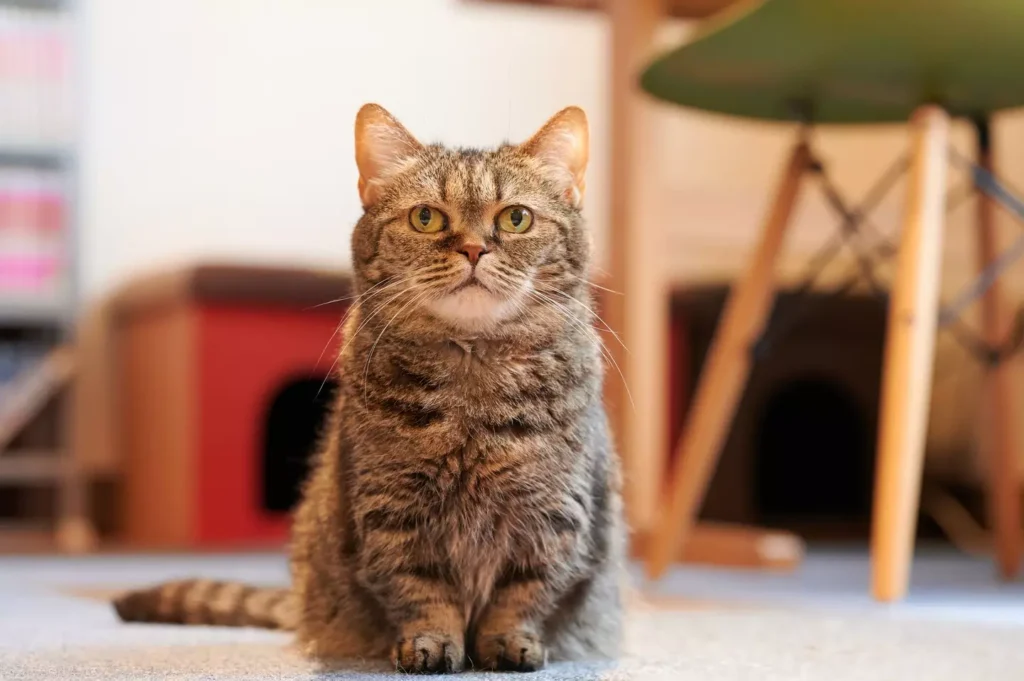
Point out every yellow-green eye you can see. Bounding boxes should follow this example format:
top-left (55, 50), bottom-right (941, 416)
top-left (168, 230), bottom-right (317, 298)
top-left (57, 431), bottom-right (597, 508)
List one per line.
top-left (409, 205), bottom-right (447, 233)
top-left (497, 206), bottom-right (533, 234)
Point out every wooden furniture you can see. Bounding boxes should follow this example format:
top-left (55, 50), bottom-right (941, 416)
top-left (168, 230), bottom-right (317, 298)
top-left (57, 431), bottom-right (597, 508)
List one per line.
top-left (73, 264), bottom-right (350, 549)
top-left (601, 0), bottom-right (807, 570)
top-left (638, 0), bottom-right (1024, 601)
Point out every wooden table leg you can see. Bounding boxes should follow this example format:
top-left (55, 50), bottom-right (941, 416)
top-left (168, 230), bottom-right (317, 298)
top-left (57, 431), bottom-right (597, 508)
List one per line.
top-left (870, 105), bottom-right (950, 602)
top-left (607, 0), bottom-right (669, 533)
top-left (645, 141), bottom-right (810, 580)
top-left (973, 116), bottom-right (1022, 581)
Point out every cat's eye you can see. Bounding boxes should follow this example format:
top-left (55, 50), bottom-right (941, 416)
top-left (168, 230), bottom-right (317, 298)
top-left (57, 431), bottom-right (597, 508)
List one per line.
top-left (496, 206), bottom-right (533, 234)
top-left (409, 205), bottom-right (447, 233)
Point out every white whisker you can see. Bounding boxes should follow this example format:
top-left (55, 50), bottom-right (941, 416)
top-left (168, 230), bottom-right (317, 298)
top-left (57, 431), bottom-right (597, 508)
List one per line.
top-left (316, 276), bottom-right (435, 399)
top-left (308, 264), bottom-right (447, 311)
top-left (527, 289), bottom-right (635, 412)
top-left (362, 287), bottom-right (435, 404)
top-left (311, 271), bottom-right (426, 375)
top-left (306, 274), bottom-right (397, 310)
top-left (536, 283), bottom-right (629, 356)
top-left (565, 271), bottom-right (622, 296)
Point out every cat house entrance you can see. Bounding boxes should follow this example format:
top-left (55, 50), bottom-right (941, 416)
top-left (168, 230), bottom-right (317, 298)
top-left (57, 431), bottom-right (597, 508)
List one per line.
top-left (262, 376), bottom-right (338, 513)
top-left (753, 376), bottom-right (873, 525)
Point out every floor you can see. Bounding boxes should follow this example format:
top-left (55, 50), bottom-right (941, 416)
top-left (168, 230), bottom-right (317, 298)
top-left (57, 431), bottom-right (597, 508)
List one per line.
top-left (2, 546), bottom-right (1023, 680)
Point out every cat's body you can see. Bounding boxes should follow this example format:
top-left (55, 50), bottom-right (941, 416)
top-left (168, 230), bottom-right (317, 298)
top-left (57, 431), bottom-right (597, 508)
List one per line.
top-left (113, 104), bottom-right (625, 674)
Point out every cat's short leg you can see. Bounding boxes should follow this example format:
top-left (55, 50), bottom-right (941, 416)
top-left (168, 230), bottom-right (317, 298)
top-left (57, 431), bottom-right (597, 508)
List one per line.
top-left (477, 567), bottom-right (624, 669)
top-left (473, 568), bottom-right (555, 672)
top-left (357, 531), bottom-right (465, 673)
top-left (473, 499), bottom-right (595, 672)
top-left (390, 604), bottom-right (464, 675)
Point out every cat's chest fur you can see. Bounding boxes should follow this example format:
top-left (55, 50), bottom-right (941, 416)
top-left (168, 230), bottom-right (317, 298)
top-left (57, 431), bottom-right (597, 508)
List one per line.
top-left (343, 334), bottom-right (589, 609)
top-left (388, 338), bottom-right (568, 504)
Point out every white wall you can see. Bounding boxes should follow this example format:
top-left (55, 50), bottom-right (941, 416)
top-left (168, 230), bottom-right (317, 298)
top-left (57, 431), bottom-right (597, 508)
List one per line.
top-left (79, 0), bottom-right (609, 298)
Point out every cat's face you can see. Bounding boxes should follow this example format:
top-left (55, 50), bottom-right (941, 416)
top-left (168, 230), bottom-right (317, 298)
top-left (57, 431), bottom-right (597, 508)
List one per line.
top-left (350, 104), bottom-right (591, 333)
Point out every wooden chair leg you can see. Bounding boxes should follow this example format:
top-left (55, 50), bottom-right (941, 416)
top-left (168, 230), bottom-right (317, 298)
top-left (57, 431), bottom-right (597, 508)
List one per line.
top-left (974, 117), bottom-right (1022, 580)
top-left (645, 141), bottom-right (810, 580)
top-left (870, 105), bottom-right (950, 602)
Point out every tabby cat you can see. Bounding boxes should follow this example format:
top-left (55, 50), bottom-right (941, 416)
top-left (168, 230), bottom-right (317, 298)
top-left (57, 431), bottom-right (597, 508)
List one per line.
top-left (113, 103), bottom-right (626, 674)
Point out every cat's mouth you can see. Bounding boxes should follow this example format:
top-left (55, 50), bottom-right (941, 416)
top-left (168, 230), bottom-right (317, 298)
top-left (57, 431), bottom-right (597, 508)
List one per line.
top-left (450, 275), bottom-right (490, 294)
top-left (427, 270), bottom-right (523, 329)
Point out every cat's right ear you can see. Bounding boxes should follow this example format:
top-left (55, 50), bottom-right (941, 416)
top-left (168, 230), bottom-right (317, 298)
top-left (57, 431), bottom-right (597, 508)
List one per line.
top-left (354, 104), bottom-right (423, 208)
top-left (520, 106), bottom-right (589, 209)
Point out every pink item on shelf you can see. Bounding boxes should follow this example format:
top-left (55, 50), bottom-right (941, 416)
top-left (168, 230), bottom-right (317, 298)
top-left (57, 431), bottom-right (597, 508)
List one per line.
top-left (39, 193), bottom-right (64, 232)
top-left (0, 192), bottom-right (11, 232)
top-left (6, 190), bottom-right (35, 232)
top-left (6, 29), bottom-right (35, 80)
top-left (0, 171), bottom-right (65, 233)
top-left (38, 31), bottom-right (66, 81)
top-left (0, 255), bottom-right (60, 290)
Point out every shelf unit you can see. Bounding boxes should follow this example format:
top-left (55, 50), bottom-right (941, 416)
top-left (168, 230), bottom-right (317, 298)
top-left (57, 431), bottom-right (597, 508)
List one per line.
top-left (0, 0), bottom-right (88, 552)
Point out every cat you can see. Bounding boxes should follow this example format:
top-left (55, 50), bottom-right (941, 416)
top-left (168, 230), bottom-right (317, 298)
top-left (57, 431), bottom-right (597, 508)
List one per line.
top-left (112, 103), bottom-right (626, 674)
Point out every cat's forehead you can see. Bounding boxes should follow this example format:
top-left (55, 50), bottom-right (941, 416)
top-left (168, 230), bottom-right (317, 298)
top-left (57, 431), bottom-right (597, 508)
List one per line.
top-left (403, 144), bottom-right (542, 205)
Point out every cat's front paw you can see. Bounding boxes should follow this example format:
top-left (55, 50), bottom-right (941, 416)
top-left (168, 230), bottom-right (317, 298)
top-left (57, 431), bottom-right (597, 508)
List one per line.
top-left (392, 633), bottom-right (465, 674)
top-left (475, 631), bottom-right (546, 672)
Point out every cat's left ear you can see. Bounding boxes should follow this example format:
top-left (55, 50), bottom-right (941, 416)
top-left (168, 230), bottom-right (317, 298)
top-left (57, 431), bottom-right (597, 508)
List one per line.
top-left (520, 106), bottom-right (589, 209)
top-left (355, 103), bottom-right (423, 207)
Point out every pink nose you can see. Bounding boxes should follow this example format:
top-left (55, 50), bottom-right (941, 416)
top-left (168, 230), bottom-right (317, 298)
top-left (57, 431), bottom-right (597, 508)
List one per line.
top-left (459, 244), bottom-right (487, 266)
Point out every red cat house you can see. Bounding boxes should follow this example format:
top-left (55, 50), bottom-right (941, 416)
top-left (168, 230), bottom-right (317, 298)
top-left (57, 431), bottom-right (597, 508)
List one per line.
top-left (74, 264), bottom-right (350, 549)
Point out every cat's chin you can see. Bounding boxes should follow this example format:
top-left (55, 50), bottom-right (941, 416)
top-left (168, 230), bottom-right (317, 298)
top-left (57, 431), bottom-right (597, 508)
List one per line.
top-left (425, 284), bottom-right (522, 331)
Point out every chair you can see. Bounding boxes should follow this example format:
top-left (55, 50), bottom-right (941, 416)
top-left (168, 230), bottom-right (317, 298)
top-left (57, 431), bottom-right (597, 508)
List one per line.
top-left (637, 0), bottom-right (1024, 601)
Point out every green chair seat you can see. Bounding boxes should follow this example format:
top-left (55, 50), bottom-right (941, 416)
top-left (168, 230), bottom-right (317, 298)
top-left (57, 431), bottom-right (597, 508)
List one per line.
top-left (641, 0), bottom-right (1024, 124)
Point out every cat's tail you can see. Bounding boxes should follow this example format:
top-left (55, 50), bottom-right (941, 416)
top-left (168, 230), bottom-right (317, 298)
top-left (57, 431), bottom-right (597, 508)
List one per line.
top-left (112, 579), bottom-right (298, 631)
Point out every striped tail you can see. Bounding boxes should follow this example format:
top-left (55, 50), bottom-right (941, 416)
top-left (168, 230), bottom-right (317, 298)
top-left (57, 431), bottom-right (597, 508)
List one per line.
top-left (112, 579), bottom-right (298, 631)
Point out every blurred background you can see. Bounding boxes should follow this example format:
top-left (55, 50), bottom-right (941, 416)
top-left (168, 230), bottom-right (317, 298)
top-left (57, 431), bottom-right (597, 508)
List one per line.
top-left (1, 0), bottom-right (1023, 604)
top-left (5, 0), bottom-right (1024, 677)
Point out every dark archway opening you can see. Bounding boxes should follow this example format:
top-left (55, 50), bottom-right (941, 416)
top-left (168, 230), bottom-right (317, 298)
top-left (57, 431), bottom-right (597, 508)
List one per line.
top-left (754, 376), bottom-right (873, 525)
top-left (262, 377), bottom-right (338, 513)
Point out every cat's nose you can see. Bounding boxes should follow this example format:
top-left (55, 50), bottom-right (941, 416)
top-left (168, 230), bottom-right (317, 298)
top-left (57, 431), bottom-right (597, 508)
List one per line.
top-left (459, 243), bottom-right (488, 266)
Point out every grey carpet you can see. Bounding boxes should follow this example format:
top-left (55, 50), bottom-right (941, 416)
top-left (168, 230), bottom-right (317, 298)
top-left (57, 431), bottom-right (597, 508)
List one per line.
top-left (2, 550), bottom-right (1023, 680)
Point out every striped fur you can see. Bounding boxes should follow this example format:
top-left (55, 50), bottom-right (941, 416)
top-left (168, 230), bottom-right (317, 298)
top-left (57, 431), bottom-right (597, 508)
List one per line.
top-left (113, 104), bottom-right (625, 674)
top-left (113, 580), bottom-right (297, 630)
